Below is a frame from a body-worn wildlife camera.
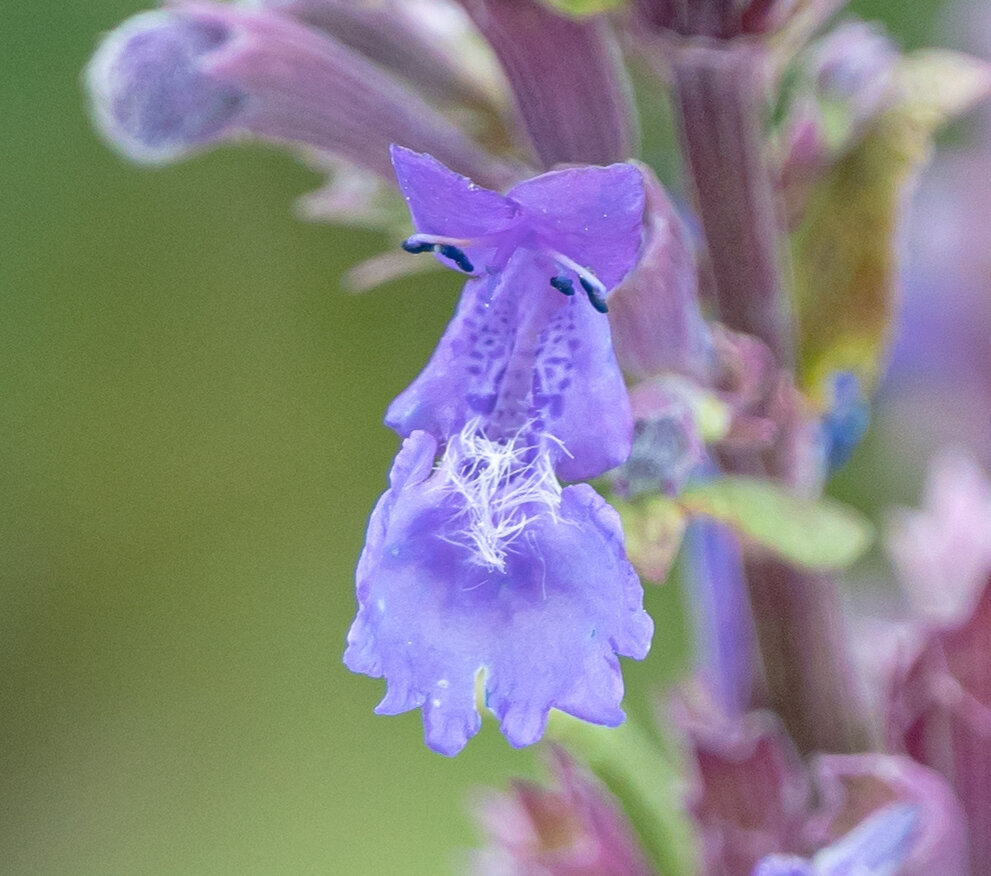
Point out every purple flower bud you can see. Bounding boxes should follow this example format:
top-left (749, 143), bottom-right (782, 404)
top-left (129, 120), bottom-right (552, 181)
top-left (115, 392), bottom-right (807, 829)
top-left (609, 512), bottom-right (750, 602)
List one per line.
top-left (607, 166), bottom-right (713, 383)
top-left (85, 2), bottom-right (508, 185)
top-left (86, 10), bottom-right (246, 164)
top-left (683, 518), bottom-right (758, 717)
top-left (673, 700), bottom-right (810, 874)
top-left (471, 749), bottom-right (656, 875)
top-left (457, 0), bottom-right (637, 167)
top-left (344, 431), bottom-right (652, 755)
top-left (888, 573), bottom-right (991, 871)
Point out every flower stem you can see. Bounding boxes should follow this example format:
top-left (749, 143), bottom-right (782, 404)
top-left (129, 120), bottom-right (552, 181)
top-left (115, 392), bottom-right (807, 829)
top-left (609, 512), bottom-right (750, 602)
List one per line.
top-left (672, 38), bottom-right (875, 753)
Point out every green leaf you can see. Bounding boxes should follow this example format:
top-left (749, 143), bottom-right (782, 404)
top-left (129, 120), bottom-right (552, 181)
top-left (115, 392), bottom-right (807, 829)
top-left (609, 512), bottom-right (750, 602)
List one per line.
top-left (547, 714), bottom-right (699, 876)
top-left (679, 477), bottom-right (874, 570)
top-left (538, 0), bottom-right (625, 17)
top-left (790, 50), bottom-right (990, 401)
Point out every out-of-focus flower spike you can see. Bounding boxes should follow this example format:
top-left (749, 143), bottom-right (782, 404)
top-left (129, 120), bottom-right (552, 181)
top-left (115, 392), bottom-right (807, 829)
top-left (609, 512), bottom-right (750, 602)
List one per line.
top-left (256, 0), bottom-right (498, 108)
top-left (887, 576), bottom-right (991, 872)
top-left (471, 748), bottom-right (657, 875)
top-left (607, 165), bottom-right (713, 382)
top-left (457, 0), bottom-right (637, 167)
top-left (86, 1), bottom-right (511, 186)
top-left (804, 754), bottom-right (968, 876)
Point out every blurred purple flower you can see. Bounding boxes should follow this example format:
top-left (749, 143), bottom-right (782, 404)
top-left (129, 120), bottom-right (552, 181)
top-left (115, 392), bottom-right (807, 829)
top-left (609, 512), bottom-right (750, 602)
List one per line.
top-left (344, 431), bottom-right (652, 756)
top-left (675, 693), bottom-right (967, 876)
top-left (886, 453), bottom-right (991, 872)
top-left (753, 804), bottom-right (917, 876)
top-left (471, 748), bottom-right (656, 875)
top-left (674, 700), bottom-right (810, 874)
top-left (887, 448), bottom-right (991, 626)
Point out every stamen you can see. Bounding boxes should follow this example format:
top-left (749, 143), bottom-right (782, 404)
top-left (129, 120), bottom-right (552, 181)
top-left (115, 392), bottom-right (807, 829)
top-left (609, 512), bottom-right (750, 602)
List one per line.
top-left (546, 250), bottom-right (610, 313)
top-left (401, 239), bottom-right (436, 254)
top-left (437, 244), bottom-right (474, 273)
top-left (401, 233), bottom-right (476, 273)
top-left (579, 277), bottom-right (609, 313)
top-left (549, 275), bottom-right (575, 296)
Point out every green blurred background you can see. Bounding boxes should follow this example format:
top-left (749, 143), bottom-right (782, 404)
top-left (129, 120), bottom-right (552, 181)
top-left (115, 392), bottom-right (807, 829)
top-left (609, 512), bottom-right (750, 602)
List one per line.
top-left (0, 1), bottom-right (946, 873)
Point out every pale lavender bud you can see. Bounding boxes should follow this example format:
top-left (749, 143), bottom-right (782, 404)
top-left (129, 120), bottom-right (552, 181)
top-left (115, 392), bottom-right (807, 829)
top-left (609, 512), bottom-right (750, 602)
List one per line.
top-left (85, 2), bottom-right (509, 185)
top-left (608, 165), bottom-right (714, 383)
top-left (812, 20), bottom-right (898, 121)
top-left (457, 0), bottom-right (637, 167)
top-left (471, 749), bottom-right (656, 875)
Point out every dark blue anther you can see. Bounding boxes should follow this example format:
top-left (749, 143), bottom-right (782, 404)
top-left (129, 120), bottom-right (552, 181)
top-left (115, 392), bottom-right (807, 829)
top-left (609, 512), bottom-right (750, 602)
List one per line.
top-left (437, 244), bottom-right (474, 273)
top-left (549, 275), bottom-right (575, 296)
top-left (579, 277), bottom-right (609, 313)
top-left (402, 239), bottom-right (436, 254)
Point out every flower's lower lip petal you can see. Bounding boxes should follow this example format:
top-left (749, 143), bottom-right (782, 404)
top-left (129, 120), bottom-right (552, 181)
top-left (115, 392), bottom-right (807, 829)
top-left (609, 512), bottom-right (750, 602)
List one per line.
top-left (344, 444), bottom-right (652, 754)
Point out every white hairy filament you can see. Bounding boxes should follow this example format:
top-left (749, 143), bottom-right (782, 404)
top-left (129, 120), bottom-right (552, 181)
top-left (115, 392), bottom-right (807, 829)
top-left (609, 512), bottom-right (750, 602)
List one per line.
top-left (437, 419), bottom-right (564, 572)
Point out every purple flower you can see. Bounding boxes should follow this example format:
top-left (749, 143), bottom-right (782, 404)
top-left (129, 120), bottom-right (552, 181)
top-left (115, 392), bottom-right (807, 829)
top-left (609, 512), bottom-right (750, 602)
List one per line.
top-left (386, 146), bottom-right (645, 482)
top-left (344, 431), bottom-right (652, 756)
top-left (471, 748), bottom-right (656, 875)
top-left (345, 150), bottom-right (652, 755)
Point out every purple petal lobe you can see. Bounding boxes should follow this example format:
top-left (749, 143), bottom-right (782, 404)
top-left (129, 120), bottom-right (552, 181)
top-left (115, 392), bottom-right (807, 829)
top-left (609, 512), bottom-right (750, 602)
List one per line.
top-left (344, 431), bottom-right (652, 756)
top-left (390, 145), bottom-right (521, 268)
top-left (507, 163), bottom-right (645, 291)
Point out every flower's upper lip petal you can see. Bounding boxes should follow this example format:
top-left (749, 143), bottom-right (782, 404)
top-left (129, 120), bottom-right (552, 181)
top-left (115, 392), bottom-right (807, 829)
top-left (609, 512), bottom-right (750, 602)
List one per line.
top-left (390, 145), bottom-right (521, 240)
top-left (507, 162), bottom-right (645, 292)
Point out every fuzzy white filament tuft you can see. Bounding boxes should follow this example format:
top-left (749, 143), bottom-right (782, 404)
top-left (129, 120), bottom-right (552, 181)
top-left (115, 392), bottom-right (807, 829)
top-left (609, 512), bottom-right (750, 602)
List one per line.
top-left (437, 419), bottom-right (564, 572)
